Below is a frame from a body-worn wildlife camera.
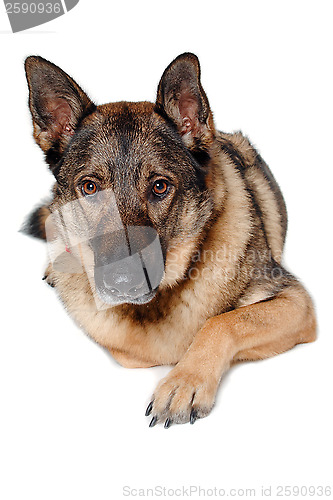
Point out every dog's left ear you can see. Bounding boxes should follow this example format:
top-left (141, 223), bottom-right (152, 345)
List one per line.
top-left (155, 53), bottom-right (216, 150)
top-left (25, 56), bottom-right (96, 169)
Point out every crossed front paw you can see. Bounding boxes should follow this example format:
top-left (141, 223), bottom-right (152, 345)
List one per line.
top-left (146, 366), bottom-right (218, 428)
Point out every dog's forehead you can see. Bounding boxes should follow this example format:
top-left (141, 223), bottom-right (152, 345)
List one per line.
top-left (75, 102), bottom-right (164, 160)
top-left (93, 101), bottom-right (156, 142)
top-left (65, 101), bottom-right (187, 174)
top-left (97, 101), bottom-right (155, 125)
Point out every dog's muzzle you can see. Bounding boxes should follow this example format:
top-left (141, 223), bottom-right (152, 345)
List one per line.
top-left (91, 227), bottom-right (165, 305)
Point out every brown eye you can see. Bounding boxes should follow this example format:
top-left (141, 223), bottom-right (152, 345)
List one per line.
top-left (82, 180), bottom-right (98, 196)
top-left (152, 180), bottom-right (169, 197)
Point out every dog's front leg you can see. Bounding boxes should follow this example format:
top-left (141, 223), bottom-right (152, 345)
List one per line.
top-left (147, 283), bottom-right (316, 427)
top-left (42, 262), bottom-right (56, 287)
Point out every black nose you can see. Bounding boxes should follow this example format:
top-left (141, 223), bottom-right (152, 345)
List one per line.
top-left (101, 255), bottom-right (149, 299)
top-left (91, 226), bottom-right (165, 304)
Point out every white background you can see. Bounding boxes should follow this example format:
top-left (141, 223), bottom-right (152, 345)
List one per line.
top-left (1, 1), bottom-right (332, 499)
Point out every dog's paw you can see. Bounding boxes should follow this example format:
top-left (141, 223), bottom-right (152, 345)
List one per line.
top-left (146, 366), bottom-right (218, 427)
top-left (42, 264), bottom-right (56, 288)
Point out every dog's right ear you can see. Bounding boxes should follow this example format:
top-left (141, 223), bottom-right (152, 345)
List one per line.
top-left (25, 56), bottom-right (96, 170)
top-left (155, 53), bottom-right (215, 152)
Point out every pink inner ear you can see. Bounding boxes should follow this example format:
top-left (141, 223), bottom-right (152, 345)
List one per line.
top-left (178, 96), bottom-right (200, 136)
top-left (46, 98), bottom-right (74, 138)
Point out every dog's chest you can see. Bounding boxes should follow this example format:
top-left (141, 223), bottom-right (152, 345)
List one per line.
top-left (56, 272), bottom-right (217, 366)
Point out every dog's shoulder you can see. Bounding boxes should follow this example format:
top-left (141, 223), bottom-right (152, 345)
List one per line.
top-left (214, 130), bottom-right (287, 262)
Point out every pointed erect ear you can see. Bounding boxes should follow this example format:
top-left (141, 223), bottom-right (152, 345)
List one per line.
top-left (155, 53), bottom-right (215, 150)
top-left (25, 56), bottom-right (96, 168)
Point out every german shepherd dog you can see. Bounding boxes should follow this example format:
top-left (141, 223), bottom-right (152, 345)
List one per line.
top-left (24, 53), bottom-right (316, 427)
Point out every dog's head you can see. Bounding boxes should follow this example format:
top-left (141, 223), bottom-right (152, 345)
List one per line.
top-left (25, 53), bottom-right (222, 306)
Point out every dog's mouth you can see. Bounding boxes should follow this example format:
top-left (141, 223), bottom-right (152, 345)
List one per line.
top-left (91, 227), bottom-right (165, 306)
top-left (94, 280), bottom-right (158, 306)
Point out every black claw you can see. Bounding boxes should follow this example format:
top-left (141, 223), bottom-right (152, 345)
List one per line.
top-left (145, 401), bottom-right (153, 417)
top-left (149, 416), bottom-right (158, 427)
top-left (42, 276), bottom-right (55, 287)
top-left (190, 409), bottom-right (198, 425)
top-left (164, 418), bottom-right (172, 429)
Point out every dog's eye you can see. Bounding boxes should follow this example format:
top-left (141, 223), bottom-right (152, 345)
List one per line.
top-left (152, 180), bottom-right (169, 198)
top-left (82, 181), bottom-right (98, 196)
